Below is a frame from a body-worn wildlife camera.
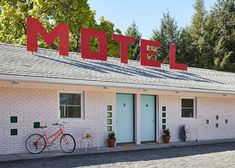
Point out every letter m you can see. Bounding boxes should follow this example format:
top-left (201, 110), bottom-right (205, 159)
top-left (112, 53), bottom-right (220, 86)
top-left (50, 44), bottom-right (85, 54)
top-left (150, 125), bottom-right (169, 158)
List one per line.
top-left (27, 17), bottom-right (69, 56)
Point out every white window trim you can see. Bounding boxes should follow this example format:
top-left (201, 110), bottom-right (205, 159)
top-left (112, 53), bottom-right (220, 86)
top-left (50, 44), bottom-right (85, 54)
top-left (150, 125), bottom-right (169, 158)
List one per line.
top-left (58, 91), bottom-right (84, 120)
top-left (181, 97), bottom-right (197, 119)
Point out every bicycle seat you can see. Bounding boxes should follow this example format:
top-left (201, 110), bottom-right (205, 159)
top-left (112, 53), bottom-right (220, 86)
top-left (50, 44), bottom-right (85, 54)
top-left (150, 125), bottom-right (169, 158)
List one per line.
top-left (52, 122), bottom-right (65, 126)
top-left (40, 126), bottom-right (47, 129)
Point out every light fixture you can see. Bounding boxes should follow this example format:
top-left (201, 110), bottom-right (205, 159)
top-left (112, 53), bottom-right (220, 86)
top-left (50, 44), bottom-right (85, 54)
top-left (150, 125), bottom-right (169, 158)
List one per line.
top-left (12, 81), bottom-right (19, 85)
top-left (222, 94), bottom-right (227, 96)
top-left (142, 89), bottom-right (148, 92)
top-left (175, 91), bottom-right (180, 93)
top-left (103, 86), bottom-right (108, 89)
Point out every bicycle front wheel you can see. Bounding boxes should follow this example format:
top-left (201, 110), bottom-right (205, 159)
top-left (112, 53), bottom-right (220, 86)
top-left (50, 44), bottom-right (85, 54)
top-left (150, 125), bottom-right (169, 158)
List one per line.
top-left (25, 134), bottom-right (46, 154)
top-left (60, 134), bottom-right (76, 153)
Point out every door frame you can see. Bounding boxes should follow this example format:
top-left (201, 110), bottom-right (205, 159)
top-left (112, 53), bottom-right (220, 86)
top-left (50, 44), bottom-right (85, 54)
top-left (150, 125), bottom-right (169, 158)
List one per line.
top-left (116, 93), bottom-right (135, 144)
top-left (140, 94), bottom-right (157, 143)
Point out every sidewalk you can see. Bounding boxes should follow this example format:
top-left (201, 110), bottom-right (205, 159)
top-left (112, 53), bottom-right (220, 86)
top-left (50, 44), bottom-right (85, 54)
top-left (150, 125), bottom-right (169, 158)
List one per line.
top-left (1, 138), bottom-right (235, 162)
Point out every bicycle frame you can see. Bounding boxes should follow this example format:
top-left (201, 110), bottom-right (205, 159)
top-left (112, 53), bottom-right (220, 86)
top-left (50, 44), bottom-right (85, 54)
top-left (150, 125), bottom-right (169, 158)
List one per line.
top-left (43, 127), bottom-right (64, 144)
top-left (35, 126), bottom-right (68, 148)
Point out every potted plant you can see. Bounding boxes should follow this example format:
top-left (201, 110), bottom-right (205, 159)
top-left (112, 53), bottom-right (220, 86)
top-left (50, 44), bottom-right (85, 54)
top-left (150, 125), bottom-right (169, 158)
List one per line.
top-left (162, 129), bottom-right (171, 143)
top-left (107, 131), bottom-right (116, 147)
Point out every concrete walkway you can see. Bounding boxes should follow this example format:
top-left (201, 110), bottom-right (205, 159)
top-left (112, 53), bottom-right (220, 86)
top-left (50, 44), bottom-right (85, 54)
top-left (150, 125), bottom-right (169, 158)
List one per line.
top-left (1, 138), bottom-right (235, 162)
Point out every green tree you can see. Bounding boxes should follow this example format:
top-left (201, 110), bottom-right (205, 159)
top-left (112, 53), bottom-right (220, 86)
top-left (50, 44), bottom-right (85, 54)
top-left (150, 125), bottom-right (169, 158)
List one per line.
top-left (177, 28), bottom-right (195, 66)
top-left (0, 0), bottom-right (32, 45)
top-left (0, 0), bottom-right (96, 51)
top-left (212, 0), bottom-right (235, 72)
top-left (151, 12), bottom-right (179, 63)
top-left (189, 0), bottom-right (207, 68)
top-left (125, 21), bottom-right (142, 60)
top-left (27, 0), bottom-right (96, 51)
top-left (0, 0), bottom-right (123, 56)
top-left (97, 16), bottom-right (122, 57)
top-left (202, 11), bottom-right (217, 69)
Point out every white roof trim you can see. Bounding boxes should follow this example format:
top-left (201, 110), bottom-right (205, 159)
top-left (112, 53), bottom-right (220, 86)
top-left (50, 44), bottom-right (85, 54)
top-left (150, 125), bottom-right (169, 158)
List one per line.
top-left (0, 74), bottom-right (235, 95)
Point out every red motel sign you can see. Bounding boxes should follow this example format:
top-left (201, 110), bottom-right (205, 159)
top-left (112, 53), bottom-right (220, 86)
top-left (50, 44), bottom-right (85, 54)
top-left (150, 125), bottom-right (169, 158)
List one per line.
top-left (27, 17), bottom-right (187, 70)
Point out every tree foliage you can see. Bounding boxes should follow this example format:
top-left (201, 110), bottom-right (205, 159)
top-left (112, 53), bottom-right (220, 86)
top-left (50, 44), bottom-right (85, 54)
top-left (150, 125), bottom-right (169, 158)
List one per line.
top-left (125, 21), bottom-right (141, 60)
top-left (189, 0), bottom-right (207, 68)
top-left (0, 0), bottom-right (31, 45)
top-left (0, 0), bottom-right (234, 72)
top-left (151, 12), bottom-right (179, 63)
top-left (151, 0), bottom-right (235, 72)
top-left (0, 0), bottom-right (120, 54)
top-left (212, 0), bottom-right (235, 72)
top-left (31, 0), bottom-right (96, 51)
top-left (97, 16), bottom-right (121, 57)
top-left (188, 0), bottom-right (235, 71)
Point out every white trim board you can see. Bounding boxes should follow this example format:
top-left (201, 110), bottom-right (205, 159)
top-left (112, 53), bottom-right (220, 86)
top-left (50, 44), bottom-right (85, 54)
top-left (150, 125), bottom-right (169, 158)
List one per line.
top-left (0, 74), bottom-right (235, 95)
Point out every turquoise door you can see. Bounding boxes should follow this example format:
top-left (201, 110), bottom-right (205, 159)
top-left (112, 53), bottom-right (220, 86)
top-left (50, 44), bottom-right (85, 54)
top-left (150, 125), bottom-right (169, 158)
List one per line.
top-left (141, 95), bottom-right (156, 142)
top-left (116, 94), bottom-right (134, 143)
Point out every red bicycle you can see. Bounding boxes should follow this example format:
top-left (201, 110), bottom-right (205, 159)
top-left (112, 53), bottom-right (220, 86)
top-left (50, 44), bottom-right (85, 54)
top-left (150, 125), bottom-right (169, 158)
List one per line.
top-left (25, 122), bottom-right (76, 154)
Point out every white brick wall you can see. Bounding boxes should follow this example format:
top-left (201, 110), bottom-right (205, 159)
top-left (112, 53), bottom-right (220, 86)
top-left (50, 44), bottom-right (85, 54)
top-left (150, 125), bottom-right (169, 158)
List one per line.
top-left (0, 86), bottom-right (115, 154)
top-left (0, 81), bottom-right (235, 154)
top-left (159, 95), bottom-right (235, 142)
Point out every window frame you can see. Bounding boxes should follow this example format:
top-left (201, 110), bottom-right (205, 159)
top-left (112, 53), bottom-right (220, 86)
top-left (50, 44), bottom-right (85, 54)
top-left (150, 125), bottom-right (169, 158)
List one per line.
top-left (181, 97), bottom-right (196, 118)
top-left (58, 91), bottom-right (84, 119)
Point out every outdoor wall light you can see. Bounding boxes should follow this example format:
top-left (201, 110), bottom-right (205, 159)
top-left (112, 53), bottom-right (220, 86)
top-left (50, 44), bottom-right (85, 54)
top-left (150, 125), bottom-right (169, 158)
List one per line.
top-left (103, 86), bottom-right (108, 89)
top-left (142, 89), bottom-right (148, 92)
top-left (222, 94), bottom-right (227, 96)
top-left (12, 81), bottom-right (19, 84)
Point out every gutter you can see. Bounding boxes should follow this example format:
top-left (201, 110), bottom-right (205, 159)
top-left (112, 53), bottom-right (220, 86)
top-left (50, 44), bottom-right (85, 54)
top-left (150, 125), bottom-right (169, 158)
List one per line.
top-left (0, 74), bottom-right (235, 95)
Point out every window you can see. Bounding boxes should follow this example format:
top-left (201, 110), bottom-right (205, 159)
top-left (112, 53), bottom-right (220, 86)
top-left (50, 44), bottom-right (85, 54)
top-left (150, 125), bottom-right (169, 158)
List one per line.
top-left (181, 98), bottom-right (194, 118)
top-left (60, 93), bottom-right (82, 118)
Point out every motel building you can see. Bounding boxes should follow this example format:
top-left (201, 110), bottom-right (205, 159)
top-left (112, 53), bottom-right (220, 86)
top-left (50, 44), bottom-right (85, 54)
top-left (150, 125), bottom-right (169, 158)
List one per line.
top-left (0, 43), bottom-right (235, 155)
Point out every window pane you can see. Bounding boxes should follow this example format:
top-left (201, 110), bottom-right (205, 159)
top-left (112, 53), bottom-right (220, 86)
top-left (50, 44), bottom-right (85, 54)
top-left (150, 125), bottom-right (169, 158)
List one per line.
top-left (60, 106), bottom-right (66, 118)
top-left (60, 93), bottom-right (81, 105)
top-left (182, 99), bottom-right (193, 108)
top-left (60, 106), bottom-right (81, 118)
top-left (182, 109), bottom-right (194, 117)
top-left (67, 106), bottom-right (81, 118)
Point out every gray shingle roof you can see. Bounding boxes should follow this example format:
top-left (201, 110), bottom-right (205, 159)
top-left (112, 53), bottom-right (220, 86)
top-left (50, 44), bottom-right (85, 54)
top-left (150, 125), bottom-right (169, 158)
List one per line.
top-left (0, 43), bottom-right (235, 94)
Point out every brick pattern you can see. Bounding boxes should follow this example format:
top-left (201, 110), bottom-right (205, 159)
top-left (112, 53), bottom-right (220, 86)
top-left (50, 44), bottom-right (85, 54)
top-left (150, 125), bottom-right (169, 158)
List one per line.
top-left (0, 87), bottom-right (115, 154)
top-left (0, 84), bottom-right (235, 154)
top-left (159, 95), bottom-right (235, 142)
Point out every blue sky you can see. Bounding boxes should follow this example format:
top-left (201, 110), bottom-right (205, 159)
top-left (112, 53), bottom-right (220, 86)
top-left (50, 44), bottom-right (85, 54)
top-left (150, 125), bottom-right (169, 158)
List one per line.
top-left (88, 0), bottom-right (217, 39)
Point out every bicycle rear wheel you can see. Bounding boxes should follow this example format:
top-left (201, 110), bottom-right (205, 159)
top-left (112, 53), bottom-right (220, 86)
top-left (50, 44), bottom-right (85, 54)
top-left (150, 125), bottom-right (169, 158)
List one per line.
top-left (25, 134), bottom-right (46, 154)
top-left (60, 134), bottom-right (76, 153)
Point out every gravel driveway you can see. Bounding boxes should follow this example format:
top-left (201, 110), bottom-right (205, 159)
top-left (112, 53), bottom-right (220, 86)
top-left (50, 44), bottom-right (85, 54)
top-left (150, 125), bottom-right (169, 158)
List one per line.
top-left (1, 142), bottom-right (235, 168)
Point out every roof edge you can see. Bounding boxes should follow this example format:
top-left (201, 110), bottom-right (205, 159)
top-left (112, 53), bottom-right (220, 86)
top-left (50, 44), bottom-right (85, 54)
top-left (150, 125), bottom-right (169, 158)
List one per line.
top-left (0, 74), bottom-right (235, 95)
